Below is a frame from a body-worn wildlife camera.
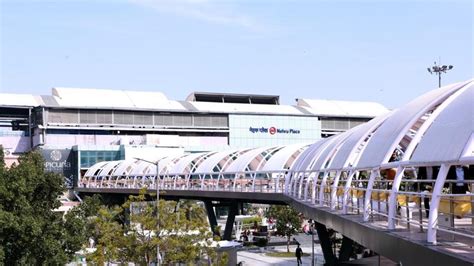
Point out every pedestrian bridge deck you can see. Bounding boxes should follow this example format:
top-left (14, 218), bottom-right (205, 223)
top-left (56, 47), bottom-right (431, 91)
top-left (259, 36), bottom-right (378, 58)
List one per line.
top-left (76, 185), bottom-right (474, 266)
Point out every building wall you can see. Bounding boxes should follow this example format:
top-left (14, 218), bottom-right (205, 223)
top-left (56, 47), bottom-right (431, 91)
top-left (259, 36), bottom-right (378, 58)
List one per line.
top-left (0, 130), bottom-right (31, 154)
top-left (44, 133), bottom-right (228, 151)
top-left (228, 114), bottom-right (321, 148)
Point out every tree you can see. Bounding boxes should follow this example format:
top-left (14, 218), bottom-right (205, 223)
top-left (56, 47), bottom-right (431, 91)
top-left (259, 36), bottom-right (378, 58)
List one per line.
top-left (0, 148), bottom-right (87, 264)
top-left (266, 205), bottom-right (301, 252)
top-left (87, 191), bottom-right (226, 265)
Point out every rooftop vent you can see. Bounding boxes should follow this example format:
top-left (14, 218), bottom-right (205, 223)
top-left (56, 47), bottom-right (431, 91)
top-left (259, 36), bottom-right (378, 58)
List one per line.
top-left (186, 92), bottom-right (279, 105)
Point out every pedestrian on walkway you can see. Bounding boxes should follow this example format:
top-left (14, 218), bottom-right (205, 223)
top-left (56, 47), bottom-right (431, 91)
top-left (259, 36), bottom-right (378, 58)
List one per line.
top-left (295, 244), bottom-right (303, 265)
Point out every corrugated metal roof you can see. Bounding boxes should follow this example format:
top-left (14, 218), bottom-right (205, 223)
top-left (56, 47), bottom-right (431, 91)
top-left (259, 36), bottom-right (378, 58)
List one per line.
top-left (187, 101), bottom-right (305, 115)
top-left (1, 87), bottom-right (388, 118)
top-left (297, 99), bottom-right (389, 118)
top-left (52, 87), bottom-right (187, 111)
top-left (0, 93), bottom-right (39, 107)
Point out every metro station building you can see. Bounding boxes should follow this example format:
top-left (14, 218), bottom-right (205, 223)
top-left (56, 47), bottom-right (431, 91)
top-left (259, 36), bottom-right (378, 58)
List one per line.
top-left (0, 87), bottom-right (388, 185)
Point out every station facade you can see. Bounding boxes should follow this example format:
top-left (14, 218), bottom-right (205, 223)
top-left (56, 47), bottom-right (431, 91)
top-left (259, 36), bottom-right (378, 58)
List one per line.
top-left (0, 87), bottom-right (388, 185)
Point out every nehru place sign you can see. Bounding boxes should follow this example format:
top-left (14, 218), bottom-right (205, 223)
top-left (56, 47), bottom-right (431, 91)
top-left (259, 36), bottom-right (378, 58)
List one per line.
top-left (249, 126), bottom-right (301, 135)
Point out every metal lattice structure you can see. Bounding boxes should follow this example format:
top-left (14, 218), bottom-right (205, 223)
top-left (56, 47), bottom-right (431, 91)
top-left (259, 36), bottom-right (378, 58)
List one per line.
top-left (79, 79), bottom-right (474, 246)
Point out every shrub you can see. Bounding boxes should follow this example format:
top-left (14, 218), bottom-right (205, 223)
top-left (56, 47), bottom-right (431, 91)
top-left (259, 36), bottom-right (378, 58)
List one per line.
top-left (254, 237), bottom-right (268, 247)
top-left (242, 216), bottom-right (262, 226)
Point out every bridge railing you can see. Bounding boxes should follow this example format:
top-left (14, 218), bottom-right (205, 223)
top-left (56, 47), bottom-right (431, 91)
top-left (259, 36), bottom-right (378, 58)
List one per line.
top-left (78, 171), bottom-right (289, 194)
top-left (285, 167), bottom-right (474, 246)
top-left (78, 167), bottom-right (474, 246)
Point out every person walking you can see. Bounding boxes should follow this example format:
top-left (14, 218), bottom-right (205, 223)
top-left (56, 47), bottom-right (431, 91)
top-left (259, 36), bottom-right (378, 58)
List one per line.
top-left (295, 244), bottom-right (303, 265)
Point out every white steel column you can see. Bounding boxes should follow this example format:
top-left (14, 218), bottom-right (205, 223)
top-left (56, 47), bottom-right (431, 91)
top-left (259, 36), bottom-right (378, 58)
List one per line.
top-left (363, 169), bottom-right (379, 222)
top-left (342, 171), bottom-right (357, 214)
top-left (284, 171), bottom-right (293, 194)
top-left (387, 166), bottom-right (405, 229)
top-left (318, 171), bottom-right (329, 206)
top-left (311, 172), bottom-right (319, 204)
top-left (427, 164), bottom-right (449, 244)
top-left (303, 172), bottom-right (310, 201)
top-left (330, 170), bottom-right (342, 210)
top-left (298, 173), bottom-right (306, 199)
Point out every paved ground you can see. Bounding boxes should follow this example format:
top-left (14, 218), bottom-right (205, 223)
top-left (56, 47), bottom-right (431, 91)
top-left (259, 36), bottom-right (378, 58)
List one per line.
top-left (237, 233), bottom-right (325, 266)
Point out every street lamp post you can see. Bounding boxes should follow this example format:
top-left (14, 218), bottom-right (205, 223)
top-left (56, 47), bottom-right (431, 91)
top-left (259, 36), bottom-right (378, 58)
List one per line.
top-left (427, 61), bottom-right (453, 88)
top-left (312, 225), bottom-right (315, 266)
top-left (134, 157), bottom-right (160, 266)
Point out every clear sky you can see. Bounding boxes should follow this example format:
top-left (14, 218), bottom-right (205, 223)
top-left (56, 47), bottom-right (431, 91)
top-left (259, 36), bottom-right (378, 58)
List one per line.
top-left (0, 0), bottom-right (472, 108)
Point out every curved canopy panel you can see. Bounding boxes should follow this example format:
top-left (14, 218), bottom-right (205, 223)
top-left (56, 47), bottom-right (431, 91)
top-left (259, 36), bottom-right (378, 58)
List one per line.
top-left (291, 138), bottom-right (330, 172)
top-left (410, 81), bottom-right (473, 163)
top-left (83, 79), bottom-right (473, 182)
top-left (155, 156), bottom-right (177, 174)
top-left (97, 160), bottom-right (122, 177)
top-left (309, 131), bottom-right (350, 171)
top-left (167, 152), bottom-right (209, 175)
top-left (84, 161), bottom-right (109, 177)
top-left (357, 81), bottom-right (467, 169)
top-left (262, 144), bottom-right (309, 171)
top-left (328, 114), bottom-right (390, 169)
top-left (111, 160), bottom-right (138, 176)
top-left (130, 160), bottom-right (155, 176)
top-left (225, 146), bottom-right (279, 173)
top-left (193, 149), bottom-right (242, 174)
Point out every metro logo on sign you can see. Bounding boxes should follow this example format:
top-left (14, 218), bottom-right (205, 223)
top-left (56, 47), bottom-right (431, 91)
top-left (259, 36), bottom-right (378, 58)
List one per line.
top-left (248, 126), bottom-right (300, 135)
top-left (269, 127), bottom-right (276, 135)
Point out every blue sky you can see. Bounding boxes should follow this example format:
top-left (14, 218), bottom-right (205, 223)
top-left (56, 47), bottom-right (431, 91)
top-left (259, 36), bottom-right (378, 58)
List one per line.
top-left (0, 0), bottom-right (472, 108)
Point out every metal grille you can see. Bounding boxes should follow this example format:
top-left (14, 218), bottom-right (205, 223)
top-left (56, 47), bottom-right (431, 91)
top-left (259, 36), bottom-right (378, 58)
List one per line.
top-left (321, 118), bottom-right (369, 131)
top-left (114, 111), bottom-right (134, 125)
top-left (334, 119), bottom-right (350, 130)
top-left (47, 109), bottom-right (79, 124)
top-left (96, 111), bottom-right (113, 124)
top-left (134, 112), bottom-right (153, 125)
top-left (172, 114), bottom-right (192, 126)
top-left (193, 115), bottom-right (211, 127)
top-left (80, 110), bottom-right (97, 124)
top-left (163, 114), bottom-right (173, 125)
top-left (45, 109), bottom-right (229, 128)
top-left (211, 115), bottom-right (228, 127)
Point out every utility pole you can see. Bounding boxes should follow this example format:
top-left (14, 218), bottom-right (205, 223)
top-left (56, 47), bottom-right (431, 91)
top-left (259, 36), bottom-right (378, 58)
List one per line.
top-left (134, 157), bottom-right (161, 266)
top-left (312, 224), bottom-right (315, 266)
top-left (427, 61), bottom-right (453, 88)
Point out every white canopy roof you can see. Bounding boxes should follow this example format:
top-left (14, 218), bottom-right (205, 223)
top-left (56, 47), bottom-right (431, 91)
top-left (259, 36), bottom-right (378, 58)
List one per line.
top-left (297, 98), bottom-right (389, 118)
top-left (410, 82), bottom-right (473, 163)
top-left (356, 81), bottom-right (466, 169)
top-left (188, 101), bottom-right (304, 115)
top-left (261, 144), bottom-right (308, 171)
top-left (83, 79), bottom-right (473, 180)
top-left (52, 87), bottom-right (186, 111)
top-left (0, 93), bottom-right (39, 107)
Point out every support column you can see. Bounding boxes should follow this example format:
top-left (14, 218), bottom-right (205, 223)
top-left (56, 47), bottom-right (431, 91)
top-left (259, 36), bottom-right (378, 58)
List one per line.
top-left (330, 170), bottom-right (342, 210)
top-left (223, 201), bottom-right (239, 240)
top-left (315, 222), bottom-right (337, 265)
top-left (338, 236), bottom-right (354, 262)
top-left (318, 172), bottom-right (329, 206)
top-left (204, 201), bottom-right (218, 236)
top-left (427, 164), bottom-right (449, 244)
top-left (388, 166), bottom-right (405, 229)
top-left (363, 169), bottom-right (378, 221)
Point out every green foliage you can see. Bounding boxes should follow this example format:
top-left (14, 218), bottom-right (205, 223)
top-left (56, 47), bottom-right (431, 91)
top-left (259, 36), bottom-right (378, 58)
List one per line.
top-left (266, 205), bottom-right (301, 252)
top-left (241, 216), bottom-right (262, 226)
top-left (254, 237), bottom-right (268, 247)
top-left (0, 149), bottom-right (87, 265)
top-left (87, 191), bottom-right (227, 265)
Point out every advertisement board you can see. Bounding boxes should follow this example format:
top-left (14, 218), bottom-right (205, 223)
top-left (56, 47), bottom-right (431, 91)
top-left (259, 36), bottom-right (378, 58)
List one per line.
top-left (40, 149), bottom-right (77, 188)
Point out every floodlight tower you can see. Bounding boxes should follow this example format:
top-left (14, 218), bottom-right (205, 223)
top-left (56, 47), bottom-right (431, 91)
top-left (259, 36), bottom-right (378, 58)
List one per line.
top-left (427, 61), bottom-right (453, 88)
